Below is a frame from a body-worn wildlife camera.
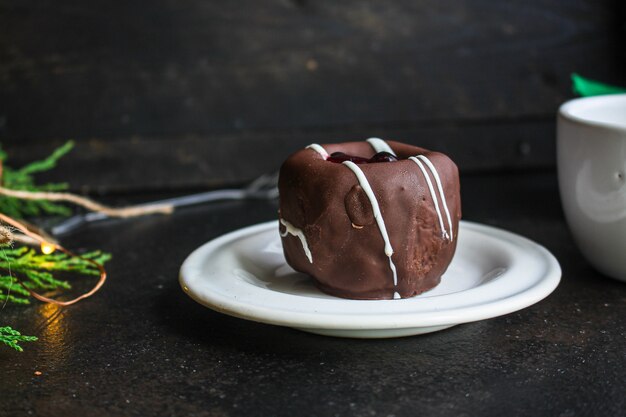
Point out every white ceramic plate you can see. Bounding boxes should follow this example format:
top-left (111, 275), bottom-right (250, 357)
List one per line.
top-left (179, 221), bottom-right (561, 338)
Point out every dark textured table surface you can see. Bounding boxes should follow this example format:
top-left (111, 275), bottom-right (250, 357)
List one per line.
top-left (1, 171), bottom-right (625, 417)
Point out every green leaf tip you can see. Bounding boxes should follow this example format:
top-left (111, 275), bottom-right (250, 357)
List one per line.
top-left (571, 73), bottom-right (626, 97)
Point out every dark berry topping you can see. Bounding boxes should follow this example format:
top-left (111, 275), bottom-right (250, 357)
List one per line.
top-left (328, 152), bottom-right (370, 164)
top-left (327, 151), bottom-right (399, 164)
top-left (368, 152), bottom-right (398, 163)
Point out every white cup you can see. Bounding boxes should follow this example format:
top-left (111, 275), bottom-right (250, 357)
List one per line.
top-left (557, 94), bottom-right (626, 282)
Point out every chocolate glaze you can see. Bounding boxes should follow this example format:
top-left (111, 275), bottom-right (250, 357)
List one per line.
top-left (278, 140), bottom-right (462, 300)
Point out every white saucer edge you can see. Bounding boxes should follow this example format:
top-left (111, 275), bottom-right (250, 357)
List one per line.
top-left (179, 220), bottom-right (562, 337)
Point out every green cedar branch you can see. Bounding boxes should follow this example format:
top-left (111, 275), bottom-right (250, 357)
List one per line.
top-left (0, 141), bottom-right (74, 218)
top-left (0, 246), bottom-right (111, 305)
top-left (0, 326), bottom-right (38, 352)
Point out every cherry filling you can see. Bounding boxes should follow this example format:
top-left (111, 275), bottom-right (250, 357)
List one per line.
top-left (328, 151), bottom-right (398, 164)
top-left (369, 152), bottom-right (399, 163)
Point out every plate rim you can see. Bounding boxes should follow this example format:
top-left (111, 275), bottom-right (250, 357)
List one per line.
top-left (179, 220), bottom-right (561, 330)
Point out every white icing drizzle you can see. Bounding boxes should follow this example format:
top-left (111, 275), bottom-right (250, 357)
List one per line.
top-left (415, 155), bottom-right (454, 241)
top-left (342, 161), bottom-right (398, 288)
top-left (305, 143), bottom-right (329, 159)
top-left (409, 156), bottom-right (449, 240)
top-left (280, 218), bottom-right (313, 263)
top-left (366, 138), bottom-right (396, 156)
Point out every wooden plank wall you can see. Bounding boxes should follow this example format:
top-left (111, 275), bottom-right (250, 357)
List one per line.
top-left (0, 0), bottom-right (624, 192)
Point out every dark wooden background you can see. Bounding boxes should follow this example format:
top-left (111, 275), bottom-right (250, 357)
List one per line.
top-left (1, 0), bottom-right (624, 193)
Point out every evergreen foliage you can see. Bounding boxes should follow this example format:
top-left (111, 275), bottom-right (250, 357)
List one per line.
top-left (0, 326), bottom-right (37, 352)
top-left (0, 247), bottom-right (111, 305)
top-left (0, 141), bottom-right (74, 218)
top-left (0, 141), bottom-right (112, 352)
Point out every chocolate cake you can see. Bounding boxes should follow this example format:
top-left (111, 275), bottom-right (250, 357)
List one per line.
top-left (278, 138), bottom-right (461, 300)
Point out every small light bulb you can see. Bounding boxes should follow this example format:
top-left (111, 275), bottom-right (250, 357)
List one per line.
top-left (40, 242), bottom-right (56, 255)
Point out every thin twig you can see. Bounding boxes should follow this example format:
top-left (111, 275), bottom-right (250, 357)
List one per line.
top-left (0, 186), bottom-right (173, 218)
